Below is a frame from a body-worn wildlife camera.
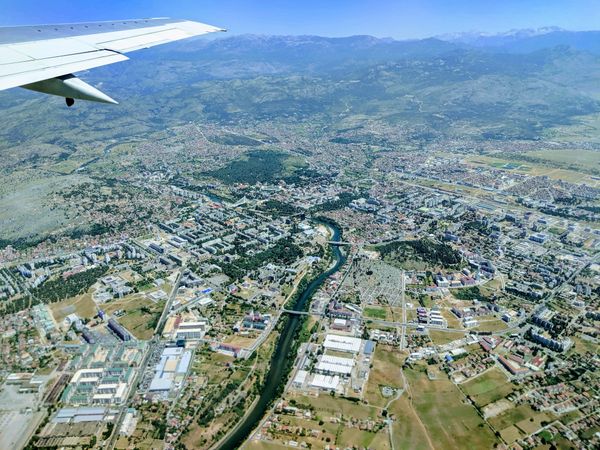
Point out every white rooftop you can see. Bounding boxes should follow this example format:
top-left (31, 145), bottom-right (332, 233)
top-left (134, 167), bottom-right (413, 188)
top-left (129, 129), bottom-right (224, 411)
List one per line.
top-left (149, 377), bottom-right (172, 392)
top-left (310, 374), bottom-right (340, 390)
top-left (316, 354), bottom-right (355, 375)
top-left (323, 334), bottom-right (362, 353)
top-left (293, 370), bottom-right (308, 385)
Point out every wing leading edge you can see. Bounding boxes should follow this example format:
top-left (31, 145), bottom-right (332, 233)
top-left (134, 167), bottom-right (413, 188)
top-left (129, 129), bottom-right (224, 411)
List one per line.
top-left (0, 18), bottom-right (224, 105)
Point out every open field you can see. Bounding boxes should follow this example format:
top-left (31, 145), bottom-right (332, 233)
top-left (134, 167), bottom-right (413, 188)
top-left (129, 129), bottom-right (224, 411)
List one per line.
top-left (568, 335), bottom-right (599, 356)
top-left (103, 295), bottom-right (164, 340)
top-left (364, 346), bottom-right (405, 407)
top-left (476, 319), bottom-right (509, 333)
top-left (278, 394), bottom-right (387, 449)
top-left (50, 293), bottom-right (96, 322)
top-left (123, 402), bottom-right (170, 450)
top-left (488, 403), bottom-right (554, 434)
top-left (544, 113), bottom-right (600, 144)
top-left (526, 149), bottom-right (600, 168)
top-left (223, 335), bottom-right (258, 348)
top-left (410, 176), bottom-right (492, 199)
top-left (515, 411), bottom-right (556, 435)
top-left (182, 334), bottom-right (277, 450)
top-left (0, 172), bottom-right (90, 240)
top-left (252, 412), bottom-right (386, 450)
top-left (363, 306), bottom-right (388, 320)
top-left (428, 330), bottom-right (465, 346)
top-left (338, 427), bottom-right (390, 449)
top-left (461, 368), bottom-right (515, 407)
top-left (558, 409), bottom-right (582, 425)
top-left (441, 310), bottom-right (461, 328)
top-left (499, 425), bottom-right (523, 444)
top-left (402, 365), bottom-right (498, 449)
top-left (389, 395), bottom-right (434, 450)
top-left (291, 394), bottom-right (381, 421)
top-left (466, 154), bottom-right (600, 187)
top-left (478, 278), bottom-right (503, 297)
top-left (191, 351), bottom-right (235, 379)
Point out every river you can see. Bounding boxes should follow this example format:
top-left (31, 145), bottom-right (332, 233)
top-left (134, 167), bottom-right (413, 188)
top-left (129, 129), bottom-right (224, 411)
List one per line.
top-left (216, 221), bottom-right (346, 449)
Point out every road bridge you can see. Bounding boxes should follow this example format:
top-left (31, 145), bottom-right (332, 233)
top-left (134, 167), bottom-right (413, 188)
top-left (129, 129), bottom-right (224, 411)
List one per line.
top-left (280, 308), bottom-right (317, 316)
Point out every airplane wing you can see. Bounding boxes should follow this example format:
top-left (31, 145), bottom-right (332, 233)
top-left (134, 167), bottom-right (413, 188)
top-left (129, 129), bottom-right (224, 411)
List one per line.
top-left (0, 18), bottom-right (224, 105)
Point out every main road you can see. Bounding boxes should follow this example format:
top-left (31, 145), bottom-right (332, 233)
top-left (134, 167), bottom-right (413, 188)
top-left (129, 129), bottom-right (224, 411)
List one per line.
top-left (106, 264), bottom-right (186, 449)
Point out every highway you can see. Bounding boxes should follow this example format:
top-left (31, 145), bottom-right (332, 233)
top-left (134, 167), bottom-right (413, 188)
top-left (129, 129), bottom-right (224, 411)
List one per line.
top-left (399, 270), bottom-right (407, 350)
top-left (154, 264), bottom-right (186, 336)
top-left (106, 265), bottom-right (186, 449)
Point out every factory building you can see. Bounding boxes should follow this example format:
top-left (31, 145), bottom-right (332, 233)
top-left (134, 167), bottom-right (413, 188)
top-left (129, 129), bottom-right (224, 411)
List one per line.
top-left (309, 374), bottom-right (340, 391)
top-left (148, 347), bottom-right (192, 395)
top-left (315, 355), bottom-right (355, 376)
top-left (52, 407), bottom-right (115, 424)
top-left (292, 370), bottom-right (308, 389)
top-left (64, 368), bottom-right (132, 405)
top-left (323, 334), bottom-right (362, 354)
top-left (175, 320), bottom-right (208, 341)
top-left (163, 316), bottom-right (209, 341)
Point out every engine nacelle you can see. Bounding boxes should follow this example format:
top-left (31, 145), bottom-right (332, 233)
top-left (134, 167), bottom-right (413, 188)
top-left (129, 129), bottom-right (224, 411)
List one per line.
top-left (21, 74), bottom-right (118, 106)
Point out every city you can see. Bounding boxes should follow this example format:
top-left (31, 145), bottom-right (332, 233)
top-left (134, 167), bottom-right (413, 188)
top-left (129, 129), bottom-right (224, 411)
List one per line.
top-left (1, 2), bottom-right (600, 450)
top-left (0, 128), bottom-right (598, 448)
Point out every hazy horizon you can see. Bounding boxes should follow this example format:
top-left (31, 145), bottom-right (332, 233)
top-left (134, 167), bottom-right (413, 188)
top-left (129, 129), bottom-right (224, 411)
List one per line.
top-left (2, 0), bottom-right (600, 40)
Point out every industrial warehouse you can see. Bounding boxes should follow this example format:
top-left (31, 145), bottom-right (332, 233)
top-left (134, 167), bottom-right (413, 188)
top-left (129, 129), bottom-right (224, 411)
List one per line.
top-left (292, 333), bottom-right (375, 396)
top-left (146, 347), bottom-right (193, 398)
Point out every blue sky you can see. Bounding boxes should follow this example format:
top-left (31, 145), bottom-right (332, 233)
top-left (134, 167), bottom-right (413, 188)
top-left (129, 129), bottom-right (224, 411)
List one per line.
top-left (1, 0), bottom-right (599, 39)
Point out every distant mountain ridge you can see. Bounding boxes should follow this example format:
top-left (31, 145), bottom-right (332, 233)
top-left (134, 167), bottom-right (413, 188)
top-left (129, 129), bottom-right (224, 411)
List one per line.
top-left (144, 34), bottom-right (459, 76)
top-left (436, 27), bottom-right (566, 44)
top-left (2, 28), bottom-right (600, 145)
top-left (436, 27), bottom-right (600, 54)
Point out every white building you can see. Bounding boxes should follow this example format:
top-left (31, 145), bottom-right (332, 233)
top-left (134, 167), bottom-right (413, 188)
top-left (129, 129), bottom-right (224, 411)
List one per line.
top-left (315, 355), bottom-right (355, 376)
top-left (292, 370), bottom-right (308, 388)
top-left (69, 369), bottom-right (128, 405)
top-left (309, 374), bottom-right (340, 391)
top-left (463, 317), bottom-right (478, 328)
top-left (119, 410), bottom-right (138, 437)
top-left (175, 320), bottom-right (208, 340)
top-left (323, 334), bottom-right (362, 354)
top-left (148, 347), bottom-right (192, 395)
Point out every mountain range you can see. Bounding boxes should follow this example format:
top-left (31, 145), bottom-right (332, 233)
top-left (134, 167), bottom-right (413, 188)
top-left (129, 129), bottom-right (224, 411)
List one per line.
top-left (437, 27), bottom-right (600, 54)
top-left (2, 27), bottom-right (600, 149)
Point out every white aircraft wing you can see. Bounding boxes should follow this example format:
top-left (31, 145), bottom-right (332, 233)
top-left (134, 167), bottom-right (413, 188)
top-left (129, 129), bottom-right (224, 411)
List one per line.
top-left (0, 18), bottom-right (224, 105)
